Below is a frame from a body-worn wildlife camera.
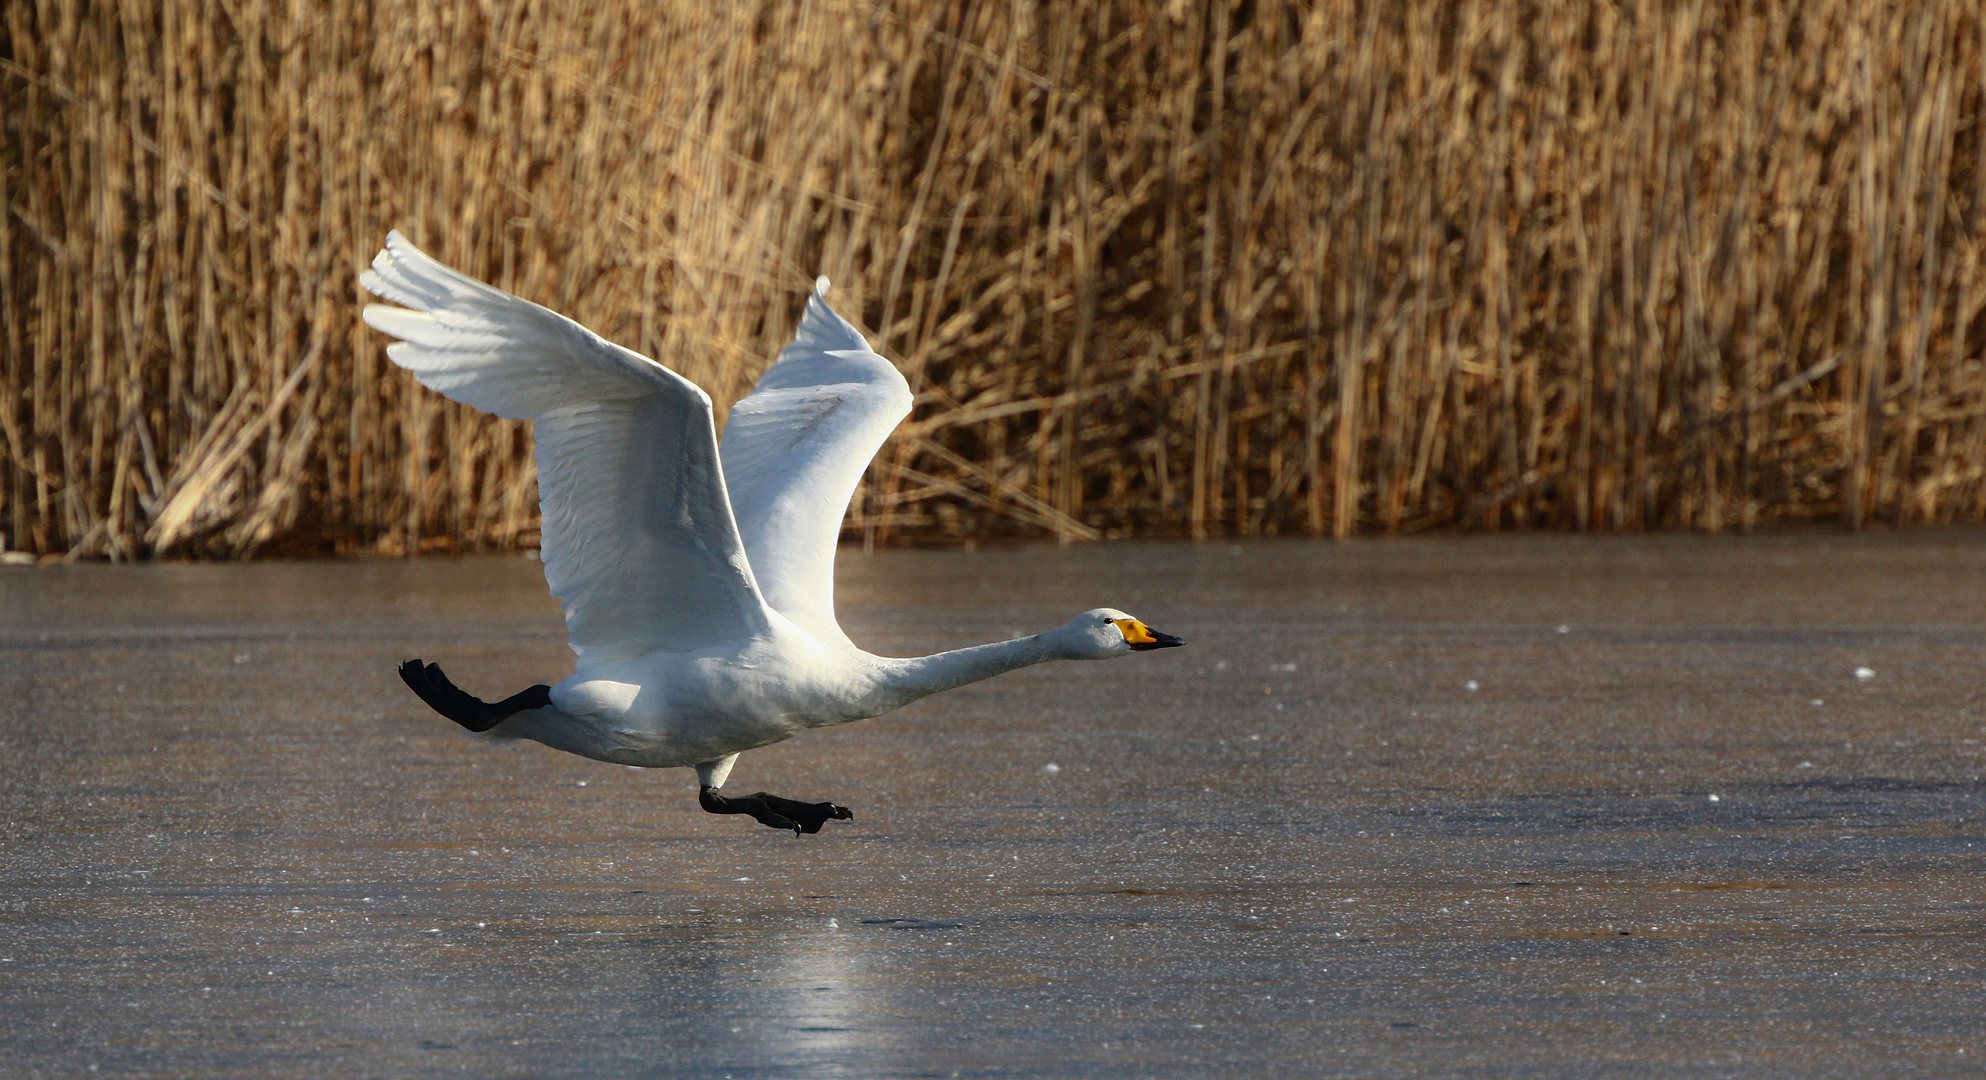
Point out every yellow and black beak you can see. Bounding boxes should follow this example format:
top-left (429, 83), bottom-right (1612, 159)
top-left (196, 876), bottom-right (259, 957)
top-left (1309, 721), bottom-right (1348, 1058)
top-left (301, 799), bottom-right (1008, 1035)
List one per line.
top-left (1114, 618), bottom-right (1185, 652)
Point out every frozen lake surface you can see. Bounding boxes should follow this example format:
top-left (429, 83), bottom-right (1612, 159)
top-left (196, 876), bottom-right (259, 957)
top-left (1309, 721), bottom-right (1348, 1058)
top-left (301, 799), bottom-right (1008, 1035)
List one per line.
top-left (2, 533), bottom-right (1983, 1076)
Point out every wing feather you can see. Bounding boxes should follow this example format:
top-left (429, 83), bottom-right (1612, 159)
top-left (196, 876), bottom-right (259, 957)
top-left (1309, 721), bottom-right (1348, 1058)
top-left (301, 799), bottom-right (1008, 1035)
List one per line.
top-left (720, 281), bottom-right (912, 646)
top-left (359, 231), bottom-right (768, 659)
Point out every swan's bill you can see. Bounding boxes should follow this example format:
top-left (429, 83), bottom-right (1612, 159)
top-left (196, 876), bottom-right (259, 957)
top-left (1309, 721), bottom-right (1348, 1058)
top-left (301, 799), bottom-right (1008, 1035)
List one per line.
top-left (1115, 618), bottom-right (1185, 651)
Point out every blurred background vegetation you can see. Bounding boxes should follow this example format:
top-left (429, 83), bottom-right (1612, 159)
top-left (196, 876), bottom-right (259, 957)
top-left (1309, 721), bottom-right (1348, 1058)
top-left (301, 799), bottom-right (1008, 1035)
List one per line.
top-left (4, 0), bottom-right (1985, 559)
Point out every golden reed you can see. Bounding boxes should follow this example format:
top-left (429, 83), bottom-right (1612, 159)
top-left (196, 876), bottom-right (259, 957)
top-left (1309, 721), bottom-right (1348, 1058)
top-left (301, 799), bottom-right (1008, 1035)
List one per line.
top-left (4, 1), bottom-right (1983, 557)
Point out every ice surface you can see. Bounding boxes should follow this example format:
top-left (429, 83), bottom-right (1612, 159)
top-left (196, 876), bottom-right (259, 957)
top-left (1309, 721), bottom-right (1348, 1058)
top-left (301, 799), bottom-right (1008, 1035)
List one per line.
top-left (3, 533), bottom-right (1985, 1075)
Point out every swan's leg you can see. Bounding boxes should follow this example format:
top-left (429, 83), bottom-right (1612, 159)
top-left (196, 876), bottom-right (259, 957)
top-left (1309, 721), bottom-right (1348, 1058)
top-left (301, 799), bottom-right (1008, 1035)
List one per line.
top-left (755, 792), bottom-right (855, 833)
top-left (698, 787), bottom-right (854, 834)
top-left (695, 755), bottom-right (739, 789)
top-left (692, 758), bottom-right (852, 835)
top-left (397, 659), bottom-right (549, 733)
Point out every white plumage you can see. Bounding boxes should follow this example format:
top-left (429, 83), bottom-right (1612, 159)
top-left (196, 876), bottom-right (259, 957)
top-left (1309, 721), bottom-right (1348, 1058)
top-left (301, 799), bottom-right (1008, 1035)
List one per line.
top-left (360, 232), bottom-right (1181, 833)
top-left (718, 279), bottom-right (913, 648)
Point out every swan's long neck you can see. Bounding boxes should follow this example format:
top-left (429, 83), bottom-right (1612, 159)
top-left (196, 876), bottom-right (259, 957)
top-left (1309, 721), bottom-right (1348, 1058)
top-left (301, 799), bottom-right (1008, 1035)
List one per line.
top-left (860, 634), bottom-right (1064, 714)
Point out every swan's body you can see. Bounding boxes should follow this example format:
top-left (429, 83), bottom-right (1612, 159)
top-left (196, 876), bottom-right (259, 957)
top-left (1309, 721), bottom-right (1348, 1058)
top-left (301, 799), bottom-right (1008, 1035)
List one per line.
top-left (505, 621), bottom-right (1093, 771)
top-left (360, 232), bottom-right (1181, 831)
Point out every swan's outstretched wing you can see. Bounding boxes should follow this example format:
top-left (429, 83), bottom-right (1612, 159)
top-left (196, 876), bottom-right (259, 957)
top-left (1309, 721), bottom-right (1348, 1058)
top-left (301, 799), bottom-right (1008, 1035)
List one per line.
top-left (359, 231), bottom-right (768, 660)
top-left (720, 280), bottom-right (912, 646)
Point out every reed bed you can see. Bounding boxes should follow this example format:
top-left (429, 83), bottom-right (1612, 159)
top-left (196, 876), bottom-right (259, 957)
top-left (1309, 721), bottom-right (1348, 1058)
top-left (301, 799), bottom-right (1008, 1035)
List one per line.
top-left (5, 0), bottom-right (1985, 558)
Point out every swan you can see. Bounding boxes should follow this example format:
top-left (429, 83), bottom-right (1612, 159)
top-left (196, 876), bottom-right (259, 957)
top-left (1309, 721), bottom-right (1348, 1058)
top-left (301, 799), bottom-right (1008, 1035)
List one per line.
top-left (358, 232), bottom-right (1183, 834)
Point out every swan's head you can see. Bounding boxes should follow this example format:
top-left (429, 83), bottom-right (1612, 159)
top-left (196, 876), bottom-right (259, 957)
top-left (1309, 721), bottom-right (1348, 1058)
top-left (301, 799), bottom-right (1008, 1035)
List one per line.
top-left (1051, 607), bottom-right (1185, 660)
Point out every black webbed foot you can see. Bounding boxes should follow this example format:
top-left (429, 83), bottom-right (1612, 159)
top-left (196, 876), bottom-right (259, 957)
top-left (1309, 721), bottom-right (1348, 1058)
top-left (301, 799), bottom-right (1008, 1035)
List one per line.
top-left (699, 786), bottom-right (854, 835)
top-left (398, 658), bottom-right (550, 733)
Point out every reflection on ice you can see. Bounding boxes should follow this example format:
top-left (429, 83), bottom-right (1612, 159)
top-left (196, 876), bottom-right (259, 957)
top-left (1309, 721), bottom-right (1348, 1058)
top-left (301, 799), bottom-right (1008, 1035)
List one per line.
top-left (757, 925), bottom-right (875, 1062)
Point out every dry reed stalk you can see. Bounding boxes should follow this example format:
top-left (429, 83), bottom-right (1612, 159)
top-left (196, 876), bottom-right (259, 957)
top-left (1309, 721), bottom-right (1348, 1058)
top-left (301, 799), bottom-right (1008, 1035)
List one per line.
top-left (4, 0), bottom-right (1985, 558)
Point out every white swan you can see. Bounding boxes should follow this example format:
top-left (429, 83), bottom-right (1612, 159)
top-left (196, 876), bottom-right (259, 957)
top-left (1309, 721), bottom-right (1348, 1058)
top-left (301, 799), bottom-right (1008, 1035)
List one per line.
top-left (358, 232), bottom-right (1183, 833)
